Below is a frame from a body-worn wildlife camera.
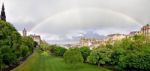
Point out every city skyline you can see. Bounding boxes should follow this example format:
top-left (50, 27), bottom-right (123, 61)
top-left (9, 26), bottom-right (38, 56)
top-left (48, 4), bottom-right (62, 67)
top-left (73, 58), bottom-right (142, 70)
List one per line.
top-left (2, 0), bottom-right (150, 44)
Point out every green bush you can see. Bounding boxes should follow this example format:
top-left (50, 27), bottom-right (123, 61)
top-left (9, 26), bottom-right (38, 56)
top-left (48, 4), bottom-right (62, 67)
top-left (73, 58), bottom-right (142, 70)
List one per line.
top-left (50, 45), bottom-right (67, 56)
top-left (21, 45), bottom-right (29, 57)
top-left (40, 44), bottom-right (50, 51)
top-left (55, 47), bottom-right (67, 56)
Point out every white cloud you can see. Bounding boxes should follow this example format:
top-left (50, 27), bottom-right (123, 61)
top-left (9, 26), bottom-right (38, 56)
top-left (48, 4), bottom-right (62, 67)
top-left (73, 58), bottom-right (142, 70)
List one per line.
top-left (3, 0), bottom-right (150, 44)
top-left (66, 30), bottom-right (86, 39)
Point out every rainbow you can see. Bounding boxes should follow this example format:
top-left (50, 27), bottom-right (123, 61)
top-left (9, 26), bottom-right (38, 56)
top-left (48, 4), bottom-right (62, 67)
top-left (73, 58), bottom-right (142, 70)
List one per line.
top-left (30, 8), bottom-right (141, 32)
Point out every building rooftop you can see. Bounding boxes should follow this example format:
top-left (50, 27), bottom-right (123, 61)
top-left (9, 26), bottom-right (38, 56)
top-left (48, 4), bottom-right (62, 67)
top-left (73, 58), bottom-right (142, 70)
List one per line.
top-left (107, 33), bottom-right (125, 37)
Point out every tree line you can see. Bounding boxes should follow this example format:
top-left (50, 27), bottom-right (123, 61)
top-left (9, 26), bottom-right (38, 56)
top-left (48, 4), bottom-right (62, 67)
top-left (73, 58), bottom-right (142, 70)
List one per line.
top-left (40, 34), bottom-right (150, 71)
top-left (0, 20), bottom-right (37, 70)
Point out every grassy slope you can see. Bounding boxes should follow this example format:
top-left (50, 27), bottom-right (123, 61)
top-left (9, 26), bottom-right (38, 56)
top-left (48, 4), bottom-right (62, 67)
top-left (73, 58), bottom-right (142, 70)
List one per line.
top-left (12, 51), bottom-right (110, 71)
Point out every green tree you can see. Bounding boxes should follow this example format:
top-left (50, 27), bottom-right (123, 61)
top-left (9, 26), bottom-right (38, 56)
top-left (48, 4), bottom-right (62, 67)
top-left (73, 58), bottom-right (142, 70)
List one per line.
top-left (111, 35), bottom-right (150, 70)
top-left (64, 48), bottom-right (83, 68)
top-left (20, 45), bottom-right (29, 57)
top-left (22, 36), bottom-right (35, 53)
top-left (79, 46), bottom-right (91, 62)
top-left (87, 47), bottom-right (112, 67)
top-left (0, 20), bottom-right (35, 69)
top-left (1, 46), bottom-right (17, 65)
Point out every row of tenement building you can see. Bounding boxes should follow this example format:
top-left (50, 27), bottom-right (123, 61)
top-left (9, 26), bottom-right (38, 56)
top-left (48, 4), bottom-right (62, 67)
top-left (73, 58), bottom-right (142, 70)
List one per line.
top-left (80, 24), bottom-right (150, 48)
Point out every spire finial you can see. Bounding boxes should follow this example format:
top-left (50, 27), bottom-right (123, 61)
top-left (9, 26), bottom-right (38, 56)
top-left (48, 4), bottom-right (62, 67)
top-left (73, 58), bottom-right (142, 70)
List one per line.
top-left (1, 2), bottom-right (6, 21)
top-left (2, 3), bottom-right (4, 10)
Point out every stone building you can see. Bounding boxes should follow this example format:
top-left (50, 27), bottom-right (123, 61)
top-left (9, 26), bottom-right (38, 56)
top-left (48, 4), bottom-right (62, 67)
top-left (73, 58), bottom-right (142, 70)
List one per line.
top-left (128, 24), bottom-right (150, 38)
top-left (22, 28), bottom-right (42, 45)
top-left (141, 24), bottom-right (150, 38)
top-left (79, 24), bottom-right (150, 48)
top-left (31, 35), bottom-right (42, 45)
top-left (79, 33), bottom-right (126, 48)
top-left (106, 33), bottom-right (126, 44)
top-left (80, 37), bottom-right (105, 48)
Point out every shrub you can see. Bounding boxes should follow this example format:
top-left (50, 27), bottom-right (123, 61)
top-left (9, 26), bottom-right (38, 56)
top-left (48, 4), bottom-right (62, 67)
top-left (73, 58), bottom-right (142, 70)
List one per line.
top-left (40, 44), bottom-right (50, 51)
top-left (20, 45), bottom-right (29, 57)
top-left (50, 45), bottom-right (67, 56)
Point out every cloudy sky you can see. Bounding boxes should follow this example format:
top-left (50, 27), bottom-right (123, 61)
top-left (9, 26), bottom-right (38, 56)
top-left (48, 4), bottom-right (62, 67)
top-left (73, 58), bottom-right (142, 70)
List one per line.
top-left (2, 0), bottom-right (150, 44)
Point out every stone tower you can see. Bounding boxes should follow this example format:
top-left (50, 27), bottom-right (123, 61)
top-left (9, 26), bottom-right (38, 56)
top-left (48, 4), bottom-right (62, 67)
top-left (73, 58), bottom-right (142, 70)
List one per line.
top-left (23, 28), bottom-right (27, 36)
top-left (1, 3), bottom-right (6, 21)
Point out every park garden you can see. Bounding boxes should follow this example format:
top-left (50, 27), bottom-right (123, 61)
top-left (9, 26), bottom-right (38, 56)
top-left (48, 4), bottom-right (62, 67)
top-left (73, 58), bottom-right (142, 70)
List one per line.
top-left (1, 20), bottom-right (150, 71)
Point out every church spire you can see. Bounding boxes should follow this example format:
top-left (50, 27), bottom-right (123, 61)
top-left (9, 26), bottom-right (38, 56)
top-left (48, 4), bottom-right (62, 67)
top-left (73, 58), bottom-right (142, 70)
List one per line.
top-left (1, 3), bottom-right (6, 21)
top-left (23, 28), bottom-right (27, 36)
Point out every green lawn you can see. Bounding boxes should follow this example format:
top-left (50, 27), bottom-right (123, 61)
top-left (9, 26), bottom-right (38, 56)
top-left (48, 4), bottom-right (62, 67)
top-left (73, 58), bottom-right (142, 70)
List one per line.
top-left (12, 50), bottom-right (110, 71)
